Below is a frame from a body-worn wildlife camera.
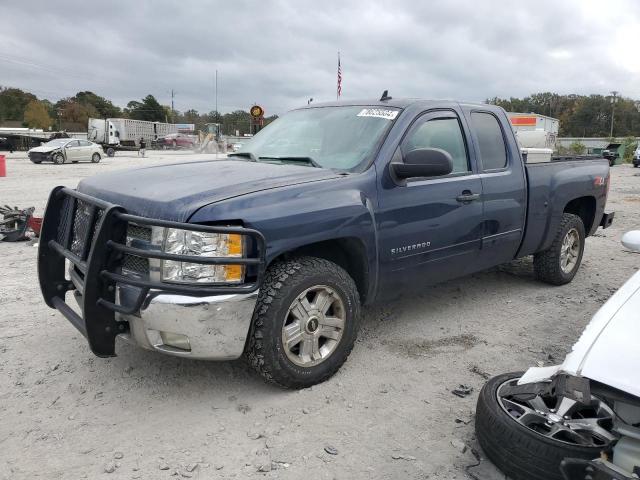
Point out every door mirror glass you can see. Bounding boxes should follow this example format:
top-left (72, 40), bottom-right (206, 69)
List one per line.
top-left (391, 148), bottom-right (453, 179)
top-left (621, 231), bottom-right (640, 252)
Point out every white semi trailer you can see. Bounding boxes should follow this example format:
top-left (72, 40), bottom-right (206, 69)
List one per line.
top-left (88, 118), bottom-right (178, 156)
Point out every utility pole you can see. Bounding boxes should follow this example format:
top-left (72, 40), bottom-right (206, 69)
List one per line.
top-left (171, 89), bottom-right (175, 120)
top-left (610, 90), bottom-right (619, 138)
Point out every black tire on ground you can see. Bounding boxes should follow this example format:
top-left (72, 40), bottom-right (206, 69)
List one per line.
top-left (106, 148), bottom-right (115, 157)
top-left (534, 213), bottom-right (585, 285)
top-left (91, 153), bottom-right (101, 163)
top-left (53, 153), bottom-right (65, 165)
top-left (30, 160), bottom-right (41, 164)
top-left (476, 372), bottom-right (607, 480)
top-left (634, 164), bottom-right (639, 168)
top-left (244, 256), bottom-right (361, 389)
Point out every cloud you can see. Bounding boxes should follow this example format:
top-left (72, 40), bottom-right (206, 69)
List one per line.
top-left (1, 0), bottom-right (638, 115)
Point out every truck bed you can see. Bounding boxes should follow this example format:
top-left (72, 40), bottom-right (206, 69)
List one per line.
top-left (518, 158), bottom-right (610, 257)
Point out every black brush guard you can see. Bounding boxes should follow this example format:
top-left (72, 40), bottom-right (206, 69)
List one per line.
top-left (38, 186), bottom-right (266, 357)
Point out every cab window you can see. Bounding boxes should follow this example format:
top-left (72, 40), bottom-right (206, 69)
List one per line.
top-left (402, 117), bottom-right (469, 174)
top-left (471, 112), bottom-right (508, 170)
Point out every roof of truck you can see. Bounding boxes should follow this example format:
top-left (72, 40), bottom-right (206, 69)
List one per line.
top-left (300, 98), bottom-right (500, 111)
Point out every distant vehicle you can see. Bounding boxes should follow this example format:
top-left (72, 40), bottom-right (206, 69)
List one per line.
top-left (633, 147), bottom-right (640, 168)
top-left (88, 118), bottom-right (178, 157)
top-left (28, 139), bottom-right (103, 165)
top-left (157, 133), bottom-right (197, 149)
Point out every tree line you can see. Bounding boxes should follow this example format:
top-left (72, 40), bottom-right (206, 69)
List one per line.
top-left (487, 92), bottom-right (640, 137)
top-left (0, 87), bottom-right (277, 135)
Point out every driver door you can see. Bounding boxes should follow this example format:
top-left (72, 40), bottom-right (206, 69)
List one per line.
top-left (65, 140), bottom-right (81, 162)
top-left (376, 110), bottom-right (484, 297)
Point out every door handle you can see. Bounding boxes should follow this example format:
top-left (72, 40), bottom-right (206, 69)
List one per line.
top-left (456, 191), bottom-right (481, 203)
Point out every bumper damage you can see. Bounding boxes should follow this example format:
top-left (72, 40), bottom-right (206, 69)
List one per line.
top-left (117, 287), bottom-right (258, 360)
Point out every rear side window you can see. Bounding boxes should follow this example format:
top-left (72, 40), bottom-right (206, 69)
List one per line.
top-left (403, 117), bottom-right (469, 174)
top-left (471, 112), bottom-right (507, 170)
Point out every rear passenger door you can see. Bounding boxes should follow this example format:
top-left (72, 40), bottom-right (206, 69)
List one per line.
top-left (465, 109), bottom-right (527, 268)
top-left (79, 140), bottom-right (93, 161)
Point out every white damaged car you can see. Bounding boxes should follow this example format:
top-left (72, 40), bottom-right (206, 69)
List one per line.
top-left (28, 138), bottom-right (103, 165)
top-left (475, 230), bottom-right (640, 480)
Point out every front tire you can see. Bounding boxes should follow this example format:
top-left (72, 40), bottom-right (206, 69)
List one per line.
top-left (91, 153), bottom-right (101, 163)
top-left (245, 257), bottom-right (361, 389)
top-left (476, 372), bottom-right (615, 480)
top-left (53, 153), bottom-right (65, 165)
top-left (534, 213), bottom-right (585, 285)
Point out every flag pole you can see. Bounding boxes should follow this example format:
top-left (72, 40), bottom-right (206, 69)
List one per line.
top-left (336, 51), bottom-right (341, 101)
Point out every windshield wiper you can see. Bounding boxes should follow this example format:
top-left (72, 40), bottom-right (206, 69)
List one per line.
top-left (258, 156), bottom-right (322, 168)
top-left (228, 152), bottom-right (257, 161)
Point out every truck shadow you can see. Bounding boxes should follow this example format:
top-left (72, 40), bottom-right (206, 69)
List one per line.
top-left (101, 257), bottom-right (539, 394)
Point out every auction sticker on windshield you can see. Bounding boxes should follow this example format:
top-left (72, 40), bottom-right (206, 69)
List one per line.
top-left (357, 108), bottom-right (399, 120)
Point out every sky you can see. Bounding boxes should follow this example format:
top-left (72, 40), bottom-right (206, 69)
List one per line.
top-left (1, 0), bottom-right (639, 116)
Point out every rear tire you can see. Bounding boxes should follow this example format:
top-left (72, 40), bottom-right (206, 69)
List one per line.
top-left (245, 257), bottom-right (361, 389)
top-left (106, 148), bottom-right (115, 157)
top-left (534, 213), bottom-right (585, 285)
top-left (91, 153), bottom-right (101, 163)
top-left (476, 372), bottom-right (613, 480)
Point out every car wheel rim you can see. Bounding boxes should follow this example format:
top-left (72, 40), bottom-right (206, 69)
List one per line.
top-left (282, 285), bottom-right (345, 367)
top-left (560, 228), bottom-right (580, 274)
top-left (497, 378), bottom-right (616, 447)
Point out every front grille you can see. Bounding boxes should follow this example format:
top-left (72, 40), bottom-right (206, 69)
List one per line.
top-left (122, 224), bottom-right (152, 276)
top-left (70, 200), bottom-right (94, 256)
top-left (29, 152), bottom-right (50, 162)
top-left (57, 198), bottom-right (103, 258)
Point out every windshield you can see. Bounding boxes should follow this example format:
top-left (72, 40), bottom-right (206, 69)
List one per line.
top-left (236, 106), bottom-right (399, 171)
top-left (44, 139), bottom-right (70, 147)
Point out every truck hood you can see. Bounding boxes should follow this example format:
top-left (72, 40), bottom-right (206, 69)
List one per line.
top-left (78, 159), bottom-right (342, 221)
top-left (29, 145), bottom-right (61, 154)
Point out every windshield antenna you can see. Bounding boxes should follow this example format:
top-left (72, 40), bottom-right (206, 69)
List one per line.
top-left (380, 90), bottom-right (392, 101)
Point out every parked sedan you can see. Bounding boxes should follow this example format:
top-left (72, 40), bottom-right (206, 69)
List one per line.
top-left (28, 139), bottom-right (103, 165)
top-left (157, 133), bottom-right (197, 149)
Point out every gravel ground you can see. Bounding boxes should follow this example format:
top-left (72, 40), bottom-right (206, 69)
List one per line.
top-left (1, 151), bottom-right (638, 479)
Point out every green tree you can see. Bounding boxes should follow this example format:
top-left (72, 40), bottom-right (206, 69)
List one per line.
top-left (0, 87), bottom-right (38, 122)
top-left (23, 100), bottom-right (52, 129)
top-left (124, 95), bottom-right (166, 121)
top-left (73, 91), bottom-right (121, 118)
top-left (569, 141), bottom-right (586, 155)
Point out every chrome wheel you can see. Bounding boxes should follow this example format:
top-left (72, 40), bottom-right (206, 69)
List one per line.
top-left (282, 285), bottom-right (345, 367)
top-left (497, 379), bottom-right (616, 447)
top-left (560, 228), bottom-right (580, 274)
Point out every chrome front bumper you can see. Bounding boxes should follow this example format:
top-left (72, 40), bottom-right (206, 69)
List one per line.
top-left (116, 286), bottom-right (258, 360)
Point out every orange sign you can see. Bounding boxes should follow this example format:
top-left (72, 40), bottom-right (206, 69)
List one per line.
top-left (510, 116), bottom-right (537, 126)
top-left (250, 105), bottom-right (264, 118)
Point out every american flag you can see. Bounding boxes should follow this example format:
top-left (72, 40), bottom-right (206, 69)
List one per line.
top-left (337, 53), bottom-right (342, 99)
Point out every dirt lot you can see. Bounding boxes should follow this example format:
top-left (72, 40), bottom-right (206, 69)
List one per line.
top-left (1, 151), bottom-right (638, 480)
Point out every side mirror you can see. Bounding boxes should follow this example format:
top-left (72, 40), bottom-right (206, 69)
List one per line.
top-left (621, 231), bottom-right (640, 253)
top-left (391, 148), bottom-right (453, 180)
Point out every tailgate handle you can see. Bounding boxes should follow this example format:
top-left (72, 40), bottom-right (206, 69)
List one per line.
top-left (456, 191), bottom-right (481, 203)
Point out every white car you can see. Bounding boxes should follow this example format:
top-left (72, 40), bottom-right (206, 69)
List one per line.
top-left (28, 138), bottom-right (104, 165)
top-left (476, 230), bottom-right (640, 480)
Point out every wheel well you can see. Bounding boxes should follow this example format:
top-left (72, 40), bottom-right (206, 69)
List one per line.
top-left (271, 238), bottom-right (369, 302)
top-left (564, 196), bottom-right (596, 233)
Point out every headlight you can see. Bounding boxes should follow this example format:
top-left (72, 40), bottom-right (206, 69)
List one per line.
top-left (161, 228), bottom-right (244, 284)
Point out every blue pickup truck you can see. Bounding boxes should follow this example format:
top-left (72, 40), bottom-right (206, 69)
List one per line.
top-left (38, 97), bottom-right (614, 388)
